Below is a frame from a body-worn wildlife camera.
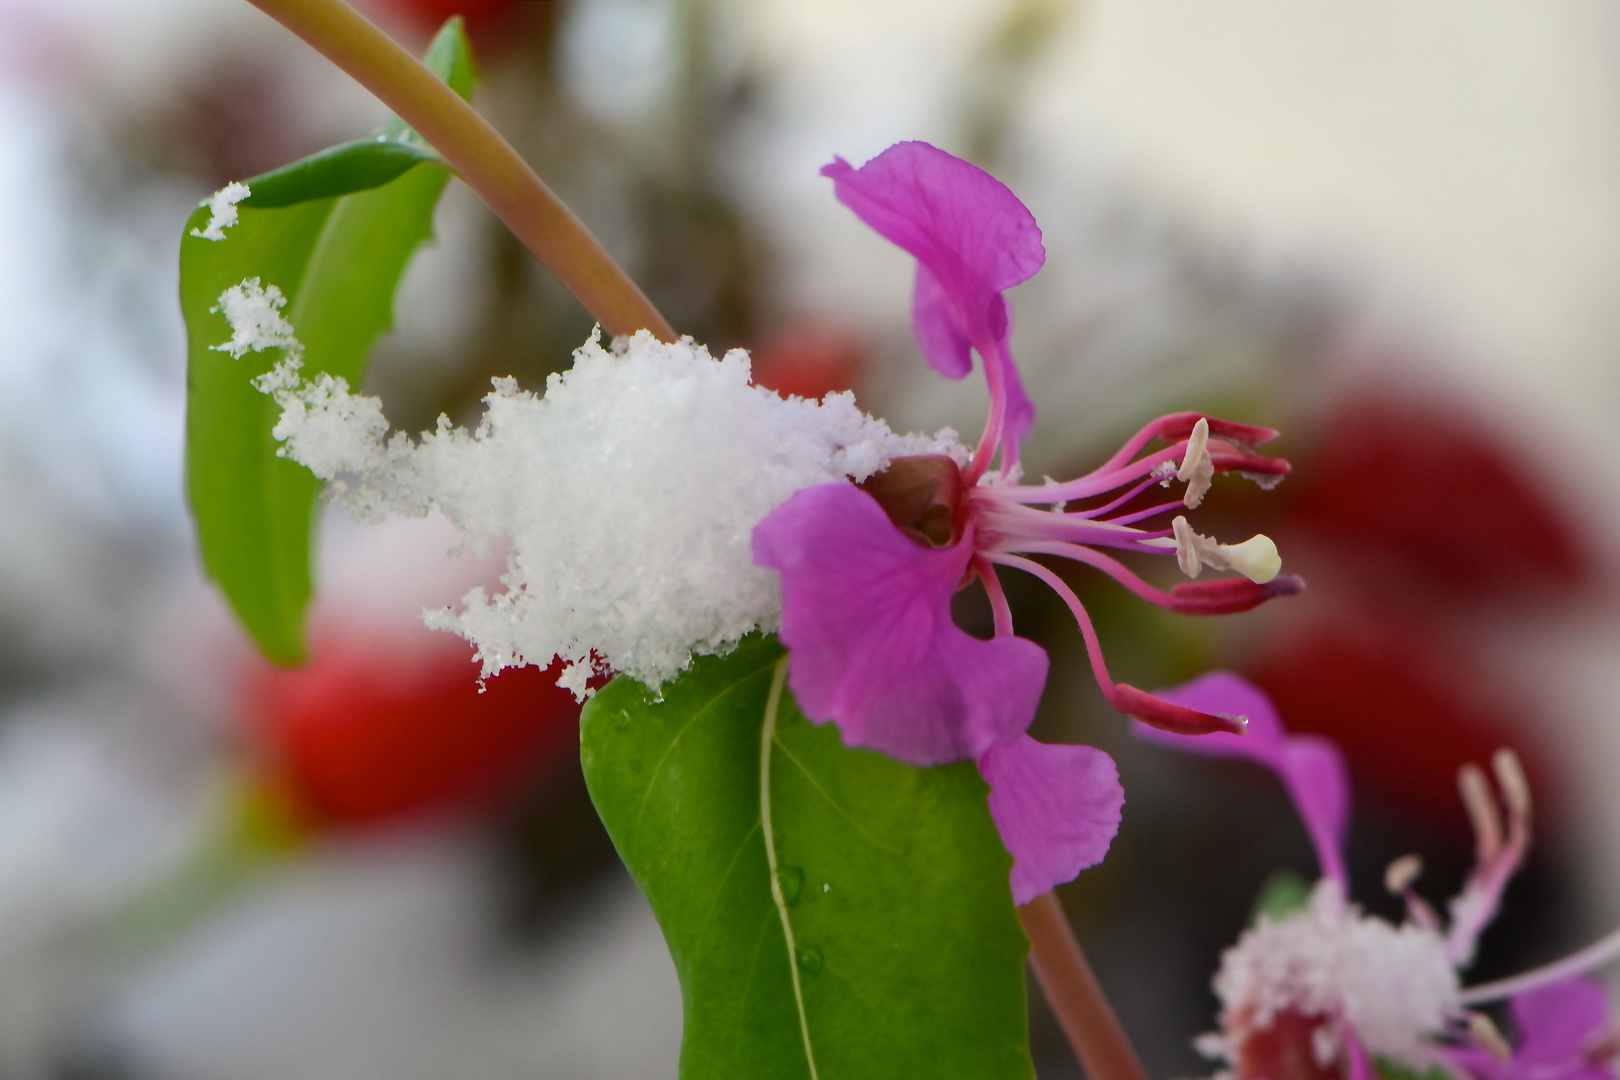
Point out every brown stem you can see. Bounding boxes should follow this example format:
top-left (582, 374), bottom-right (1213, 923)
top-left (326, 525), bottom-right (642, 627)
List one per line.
top-left (1020, 891), bottom-right (1150, 1080)
top-left (242, 0), bottom-right (674, 341)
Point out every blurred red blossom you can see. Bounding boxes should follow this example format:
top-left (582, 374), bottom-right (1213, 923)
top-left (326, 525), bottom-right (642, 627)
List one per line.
top-left (243, 628), bottom-right (581, 829)
top-left (1242, 389), bottom-right (1594, 831)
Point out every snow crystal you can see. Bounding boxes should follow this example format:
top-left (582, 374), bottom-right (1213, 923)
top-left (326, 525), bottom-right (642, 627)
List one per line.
top-left (190, 181), bottom-right (250, 241)
top-left (264, 327), bottom-right (965, 696)
top-left (211, 278), bottom-right (302, 361)
top-left (1213, 881), bottom-right (1458, 1066)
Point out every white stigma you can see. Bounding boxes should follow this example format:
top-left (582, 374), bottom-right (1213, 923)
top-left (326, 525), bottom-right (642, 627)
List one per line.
top-left (1171, 517), bottom-right (1282, 584)
top-left (190, 181), bottom-right (251, 242)
top-left (1177, 417), bottom-right (1215, 508)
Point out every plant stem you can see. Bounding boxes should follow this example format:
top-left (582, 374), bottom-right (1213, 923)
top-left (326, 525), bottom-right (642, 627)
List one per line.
top-left (1020, 891), bottom-right (1149, 1080)
top-left (243, 0), bottom-right (674, 341)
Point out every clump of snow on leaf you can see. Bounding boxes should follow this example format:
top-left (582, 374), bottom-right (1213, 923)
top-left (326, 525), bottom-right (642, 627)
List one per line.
top-left (261, 327), bottom-right (964, 695)
top-left (212, 278), bottom-right (301, 360)
top-left (190, 181), bottom-right (250, 242)
top-left (1213, 881), bottom-right (1458, 1066)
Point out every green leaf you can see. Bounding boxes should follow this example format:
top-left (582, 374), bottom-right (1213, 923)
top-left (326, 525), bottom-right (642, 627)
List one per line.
top-left (1374, 1059), bottom-right (1459, 1080)
top-left (180, 17), bottom-right (475, 664)
top-left (581, 635), bottom-right (1035, 1079)
top-left (244, 139), bottom-right (442, 208)
top-left (1250, 868), bottom-right (1315, 924)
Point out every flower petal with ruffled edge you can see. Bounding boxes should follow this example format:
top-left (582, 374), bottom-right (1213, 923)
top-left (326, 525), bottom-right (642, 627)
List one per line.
top-left (823, 141), bottom-right (1042, 446)
top-left (1132, 671), bottom-right (1350, 887)
top-left (752, 482), bottom-right (1048, 766)
top-left (978, 735), bottom-right (1124, 905)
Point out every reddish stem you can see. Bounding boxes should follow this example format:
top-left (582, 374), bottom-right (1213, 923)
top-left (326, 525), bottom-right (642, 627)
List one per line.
top-left (1019, 891), bottom-right (1150, 1080)
top-left (243, 0), bottom-right (673, 341)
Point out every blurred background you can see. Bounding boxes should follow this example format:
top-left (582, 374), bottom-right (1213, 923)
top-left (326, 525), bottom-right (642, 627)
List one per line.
top-left (0, 0), bottom-right (1617, 1076)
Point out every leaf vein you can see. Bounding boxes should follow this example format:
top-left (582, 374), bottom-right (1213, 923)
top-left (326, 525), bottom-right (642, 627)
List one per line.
top-left (626, 652), bottom-right (781, 850)
top-left (773, 738), bottom-right (901, 855)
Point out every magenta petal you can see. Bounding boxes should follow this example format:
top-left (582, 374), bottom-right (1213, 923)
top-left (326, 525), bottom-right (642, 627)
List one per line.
top-left (997, 340), bottom-right (1037, 447)
top-left (912, 264), bottom-right (973, 379)
top-left (1133, 672), bottom-right (1350, 886)
top-left (752, 482), bottom-right (1048, 766)
top-left (823, 142), bottom-right (1044, 440)
top-left (1512, 977), bottom-right (1612, 1067)
top-left (821, 143), bottom-right (1044, 307)
top-left (978, 735), bottom-right (1123, 905)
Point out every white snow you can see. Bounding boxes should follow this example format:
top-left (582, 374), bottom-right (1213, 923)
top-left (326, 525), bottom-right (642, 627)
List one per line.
top-left (211, 278), bottom-right (301, 361)
top-left (1213, 881), bottom-right (1459, 1067)
top-left (189, 181), bottom-right (250, 242)
top-left (261, 326), bottom-right (964, 696)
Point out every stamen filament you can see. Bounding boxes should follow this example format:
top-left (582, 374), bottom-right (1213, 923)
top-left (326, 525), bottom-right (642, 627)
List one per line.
top-left (998, 440), bottom-right (1193, 504)
top-left (1068, 476), bottom-right (1160, 520)
top-left (988, 553), bottom-right (1119, 698)
top-left (1102, 499), bottom-right (1187, 527)
top-left (1459, 924), bottom-right (1620, 1006)
top-left (1006, 540), bottom-right (1175, 608)
top-left (976, 557), bottom-right (1016, 638)
top-left (977, 509), bottom-right (1174, 553)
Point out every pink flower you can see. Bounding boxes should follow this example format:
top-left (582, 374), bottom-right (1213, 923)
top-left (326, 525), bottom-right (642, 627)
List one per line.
top-left (1135, 672), bottom-right (1351, 889)
top-left (751, 142), bottom-right (1301, 903)
top-left (1136, 673), bottom-right (1588, 1080)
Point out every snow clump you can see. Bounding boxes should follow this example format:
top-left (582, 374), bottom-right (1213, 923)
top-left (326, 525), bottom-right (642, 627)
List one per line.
top-left (1212, 880), bottom-right (1459, 1067)
top-left (190, 181), bottom-right (251, 242)
top-left (236, 312), bottom-right (964, 696)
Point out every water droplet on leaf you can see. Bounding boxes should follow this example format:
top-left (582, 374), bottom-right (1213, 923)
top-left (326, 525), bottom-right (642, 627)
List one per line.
top-left (796, 944), bottom-right (823, 976)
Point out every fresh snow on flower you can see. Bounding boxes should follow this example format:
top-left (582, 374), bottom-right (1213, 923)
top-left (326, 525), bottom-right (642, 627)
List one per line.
top-left (252, 322), bottom-right (963, 695)
top-left (189, 181), bottom-right (250, 242)
top-left (1214, 880), bottom-right (1459, 1066)
top-left (211, 278), bottom-right (301, 361)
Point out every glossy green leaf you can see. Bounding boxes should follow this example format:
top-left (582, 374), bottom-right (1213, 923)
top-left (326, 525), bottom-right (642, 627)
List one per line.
top-left (581, 635), bottom-right (1035, 1079)
top-left (181, 18), bottom-right (475, 665)
top-left (244, 139), bottom-right (441, 208)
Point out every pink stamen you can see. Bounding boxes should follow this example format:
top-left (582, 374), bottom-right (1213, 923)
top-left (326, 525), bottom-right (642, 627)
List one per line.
top-left (1446, 751), bottom-right (1533, 967)
top-left (1094, 415), bottom-right (1183, 474)
top-left (1167, 576), bottom-right (1306, 616)
top-left (1458, 925), bottom-right (1620, 1006)
top-left (1211, 450), bottom-right (1291, 484)
top-left (1153, 412), bottom-right (1279, 452)
top-left (976, 556), bottom-right (1015, 638)
top-left (1004, 540), bottom-right (1175, 608)
top-left (1110, 683), bottom-right (1248, 736)
top-left (1102, 498), bottom-right (1187, 527)
top-left (987, 553), bottom-right (1119, 696)
top-left (1067, 476), bottom-right (1160, 520)
top-left (986, 552), bottom-right (1244, 736)
top-left (1002, 442), bottom-right (1191, 504)
top-left (976, 506), bottom-right (1176, 552)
